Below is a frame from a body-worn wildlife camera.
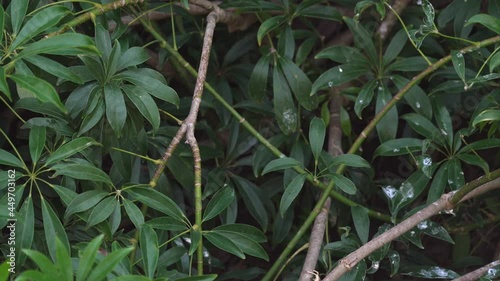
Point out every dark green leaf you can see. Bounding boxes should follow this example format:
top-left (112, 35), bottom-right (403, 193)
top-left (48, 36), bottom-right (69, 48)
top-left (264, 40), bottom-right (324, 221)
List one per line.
top-left (118, 69), bottom-right (179, 106)
top-left (451, 51), bottom-right (466, 83)
top-left (64, 190), bottom-right (109, 220)
top-left (51, 162), bottom-right (113, 187)
top-left (25, 55), bottom-right (83, 84)
top-left (459, 138), bottom-right (500, 153)
top-left (344, 17), bottom-right (377, 64)
top-left (41, 198), bottom-right (69, 263)
top-left (388, 250), bottom-right (400, 277)
top-left (248, 55), bottom-right (270, 101)
top-left (472, 109), bottom-right (500, 127)
top-left (123, 198), bottom-right (144, 228)
top-left (147, 217), bottom-right (187, 231)
top-left (383, 29), bottom-right (408, 64)
top-left (330, 173), bottom-right (357, 195)
top-left (457, 153), bottom-right (489, 175)
top-left (447, 158), bottom-right (464, 190)
top-left (17, 195), bottom-right (34, 266)
top-left (489, 52), bottom-right (500, 72)
top-left (117, 47), bottom-right (150, 71)
top-left (315, 46), bottom-right (362, 64)
top-left (329, 154), bottom-right (371, 168)
top-left (22, 250), bottom-right (58, 276)
top-left (86, 247), bottom-right (134, 281)
top-left (122, 85), bottom-right (160, 133)
top-left (188, 227), bottom-right (201, 255)
top-left (0, 149), bottom-right (24, 169)
top-left (376, 84), bottom-right (398, 143)
top-left (351, 205), bottom-right (369, 244)
top-left (273, 67), bottom-right (297, 134)
top-left (95, 24), bottom-right (112, 61)
top-left (203, 186), bottom-right (235, 222)
top-left (433, 99), bottom-right (453, 147)
top-left (262, 157), bottom-right (302, 175)
top-left (374, 138), bottom-right (424, 158)
top-left (0, 66), bottom-right (11, 101)
top-left (104, 83), bottom-right (127, 136)
top-left (309, 117), bottom-right (326, 161)
top-left (125, 187), bottom-right (186, 222)
top-left (76, 235), bottom-right (104, 281)
top-left (299, 5), bottom-right (341, 21)
top-left (466, 14), bottom-right (500, 34)
top-left (280, 174), bottom-right (307, 216)
top-left (55, 237), bottom-right (72, 281)
top-left (140, 225), bottom-right (159, 278)
top-left (86, 196), bottom-right (117, 228)
top-left (10, 74), bottom-right (66, 113)
top-left (392, 75), bottom-right (432, 119)
top-left (233, 176), bottom-right (268, 231)
top-left (17, 33), bottom-right (98, 59)
top-left (45, 137), bottom-right (100, 165)
top-left (279, 56), bottom-right (318, 110)
top-left (213, 224), bottom-right (267, 243)
top-left (392, 170), bottom-right (430, 218)
top-left (204, 231), bottom-right (245, 259)
top-left (402, 113), bottom-right (446, 146)
top-left (427, 163), bottom-right (448, 203)
top-left (257, 15), bottom-right (287, 46)
top-left (387, 57), bottom-right (430, 72)
top-left (354, 80), bottom-right (377, 119)
top-left (421, 220), bottom-right (454, 244)
top-left (10, 0), bottom-right (28, 35)
top-left (252, 134), bottom-right (287, 177)
top-left (176, 275), bottom-right (218, 281)
top-left (311, 64), bottom-right (367, 95)
top-left (10, 5), bottom-right (69, 51)
top-left (277, 25), bottom-right (294, 59)
top-left (52, 185), bottom-right (77, 207)
top-left (212, 229), bottom-right (269, 261)
top-left (105, 40), bottom-right (121, 78)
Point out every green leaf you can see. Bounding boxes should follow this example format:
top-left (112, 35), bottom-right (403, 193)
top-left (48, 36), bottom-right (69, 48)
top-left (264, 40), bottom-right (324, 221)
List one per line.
top-left (125, 187), bottom-right (186, 222)
top-left (233, 176), bottom-right (268, 231)
top-left (309, 117), bottom-right (325, 161)
top-left (51, 162), bottom-right (113, 187)
top-left (212, 229), bottom-right (269, 261)
top-left (451, 51), bottom-right (466, 83)
top-left (55, 237), bottom-right (73, 281)
top-left (41, 198), bottom-right (69, 263)
top-left (392, 75), bottom-right (432, 120)
top-left (76, 234), bottom-right (104, 281)
top-left (0, 149), bottom-right (24, 168)
top-left (86, 247), bottom-right (134, 281)
top-left (213, 224), bottom-right (267, 243)
top-left (64, 190), bottom-right (109, 220)
top-left (189, 227), bottom-right (202, 255)
top-left (257, 15), bottom-right (287, 46)
top-left (118, 69), bottom-right (179, 106)
top-left (354, 80), bottom-right (377, 119)
top-left (117, 47), bottom-right (150, 71)
top-left (248, 55), bottom-right (271, 101)
top-left (176, 275), bottom-right (218, 281)
top-left (10, 5), bottom-right (69, 51)
top-left (273, 67), bottom-right (297, 135)
top-left (329, 173), bottom-right (357, 195)
top-left (383, 29), bottom-right (408, 64)
top-left (374, 138), bottom-right (424, 158)
top-left (299, 5), bottom-right (341, 21)
top-left (52, 185), bottom-right (77, 207)
top-left (351, 205), bottom-right (369, 244)
top-left (459, 138), bottom-right (500, 153)
top-left (344, 17), bottom-right (377, 64)
top-left (122, 85), bottom-right (160, 133)
top-left (388, 250), bottom-right (400, 277)
top-left (466, 13), bottom-right (500, 34)
top-left (402, 113), bottom-right (446, 146)
top-left (387, 57), bottom-right (431, 72)
top-left (203, 186), bottom-right (235, 222)
top-left (329, 154), bottom-right (371, 168)
top-left (489, 52), bottom-right (500, 72)
top-left (315, 45), bottom-right (363, 64)
top-left (472, 109), bottom-right (500, 127)
top-left (9, 74), bottom-right (66, 113)
top-left (311, 64), bottom-right (367, 95)
top-left (17, 195), bottom-right (34, 266)
top-left (296, 36), bottom-right (316, 66)
top-left (86, 196), bottom-right (117, 228)
top-left (140, 225), bottom-right (159, 279)
top-left (95, 24), bottom-right (112, 61)
top-left (433, 100), bottom-right (453, 147)
top-left (262, 157), bottom-right (302, 175)
top-left (22, 250), bottom-right (58, 276)
top-left (147, 217), bottom-right (187, 232)
top-left (45, 137), bottom-right (99, 166)
top-left (104, 83), bottom-right (127, 136)
top-left (25, 55), bottom-right (83, 84)
top-left (123, 198), bottom-right (144, 228)
top-left (447, 158), bottom-right (464, 190)
top-left (0, 66), bottom-right (11, 101)
top-left (252, 134), bottom-right (288, 177)
top-left (277, 25), bottom-right (295, 59)
top-left (279, 56), bottom-right (318, 110)
top-left (0, 260), bottom-right (9, 281)
top-left (392, 170), bottom-right (430, 218)
top-left (421, 220), bottom-right (454, 244)
top-left (280, 174), bottom-right (307, 217)
top-left (204, 232), bottom-right (245, 259)
top-left (427, 163), bottom-right (447, 203)
top-left (457, 153), bottom-right (489, 175)
top-left (10, 0), bottom-right (28, 35)
top-left (17, 33), bottom-right (98, 59)
top-left (376, 84), bottom-right (398, 143)
top-left (79, 99), bottom-right (105, 135)
top-left (105, 40), bottom-right (121, 78)
top-left (113, 276), bottom-right (153, 281)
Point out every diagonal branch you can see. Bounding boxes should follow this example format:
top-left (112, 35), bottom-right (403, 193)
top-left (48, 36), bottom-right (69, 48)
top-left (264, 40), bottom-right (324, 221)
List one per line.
top-left (452, 260), bottom-right (500, 281)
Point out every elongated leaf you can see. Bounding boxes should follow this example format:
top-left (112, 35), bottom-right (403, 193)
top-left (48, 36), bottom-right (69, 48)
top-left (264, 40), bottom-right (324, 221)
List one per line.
top-left (10, 74), bottom-right (66, 113)
top-left (212, 229), bottom-right (269, 261)
top-left (427, 163), bottom-right (448, 203)
top-left (472, 109), bottom-right (500, 127)
top-left (203, 186), bottom-right (235, 222)
top-left (64, 190), bottom-right (109, 220)
top-left (176, 275), bottom-right (218, 281)
top-left (25, 55), bottom-right (83, 84)
top-left (279, 56), bottom-right (318, 110)
top-left (45, 137), bottom-right (100, 165)
top-left (354, 80), bottom-right (377, 119)
top-left (76, 234), bottom-right (104, 281)
top-left (311, 64), bottom-right (367, 95)
top-left (262, 157), bottom-right (302, 175)
top-left (10, 0), bottom-right (28, 35)
top-left (17, 33), bottom-right (98, 59)
top-left (273, 67), bottom-right (297, 134)
top-left (140, 225), bottom-right (159, 279)
top-left (352, 205), bottom-right (370, 244)
top-left (489, 52), bottom-right (500, 72)
top-left (280, 174), bottom-right (307, 216)
top-left (10, 5), bottom-right (69, 51)
top-left (41, 198), bottom-right (69, 262)
top-left (376, 84), bottom-right (398, 143)
top-left (459, 138), bottom-right (500, 153)
top-left (433, 99), bottom-right (453, 147)
top-left (233, 176), bottom-right (268, 231)
top-left (278, 25), bottom-right (295, 59)
top-left (393, 170), bottom-right (430, 217)
top-left (447, 158), bottom-right (464, 190)
top-left (402, 266), bottom-right (459, 279)
top-left (299, 5), bottom-right (341, 21)
top-left (213, 224), bottom-right (267, 243)
top-left (118, 69), bottom-right (179, 106)
top-left (402, 113), bottom-right (446, 146)
top-left (0, 66), bottom-right (11, 101)
top-left (105, 40), bottom-right (121, 78)
top-left (374, 138), bottom-right (424, 158)
top-left (344, 17), bottom-right (377, 64)
top-left (392, 75), bottom-right (432, 119)
top-left (466, 13), bottom-right (500, 34)
top-left (79, 99), bottom-right (105, 135)
top-left (451, 50), bottom-right (466, 83)
top-left (330, 173), bottom-right (357, 195)
top-left (315, 45), bottom-right (363, 64)
top-left (55, 237), bottom-right (72, 281)
top-left (104, 83), bottom-right (127, 136)
top-left (189, 227), bottom-right (202, 255)
top-left (86, 196), bottom-right (117, 228)
top-left (122, 85), bottom-right (160, 133)
top-left (458, 153), bottom-right (489, 175)
top-left (52, 185), bottom-right (77, 207)
top-left (383, 29), bottom-right (408, 64)
top-left (51, 162), bottom-right (113, 187)
top-left (117, 47), bottom-right (150, 71)
top-left (329, 154), bottom-right (371, 168)
top-left (0, 149), bottom-right (24, 168)
top-left (309, 117), bottom-right (325, 161)
top-left (125, 187), bottom-right (185, 222)
top-left (86, 248), bottom-right (134, 281)
top-left (123, 198), bottom-right (144, 228)
top-left (257, 15), bottom-right (287, 45)
top-left (204, 231), bottom-right (245, 259)
top-left (17, 195), bottom-right (34, 266)
top-left (248, 55), bottom-right (271, 101)
top-left (22, 249), bottom-right (58, 276)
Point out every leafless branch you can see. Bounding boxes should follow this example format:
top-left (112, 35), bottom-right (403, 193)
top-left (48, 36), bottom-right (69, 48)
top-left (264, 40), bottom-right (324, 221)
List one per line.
top-left (452, 260), bottom-right (500, 281)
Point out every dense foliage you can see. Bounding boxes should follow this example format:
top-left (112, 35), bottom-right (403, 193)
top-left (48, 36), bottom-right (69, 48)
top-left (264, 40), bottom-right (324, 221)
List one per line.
top-left (0, 0), bottom-right (499, 280)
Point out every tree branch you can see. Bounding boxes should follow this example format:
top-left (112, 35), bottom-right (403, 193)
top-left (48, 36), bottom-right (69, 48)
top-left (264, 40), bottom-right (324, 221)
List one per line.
top-left (452, 260), bottom-right (500, 281)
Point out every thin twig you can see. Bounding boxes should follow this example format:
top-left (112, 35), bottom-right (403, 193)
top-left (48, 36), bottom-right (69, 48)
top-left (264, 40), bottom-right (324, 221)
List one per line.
top-left (376, 0), bottom-right (412, 41)
top-left (452, 260), bottom-right (500, 281)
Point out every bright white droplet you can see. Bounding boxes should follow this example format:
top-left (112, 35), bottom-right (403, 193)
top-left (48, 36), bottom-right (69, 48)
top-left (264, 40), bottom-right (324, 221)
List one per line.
top-left (382, 186), bottom-right (397, 199)
top-left (279, 154), bottom-right (286, 158)
top-left (422, 157), bottom-right (432, 166)
top-left (448, 179), bottom-right (454, 185)
top-left (441, 129), bottom-right (448, 136)
top-left (339, 67), bottom-right (343, 73)
top-left (416, 102), bottom-right (421, 108)
top-left (417, 220), bottom-right (428, 230)
top-left (393, 148), bottom-right (400, 153)
top-left (328, 81), bottom-right (334, 87)
top-left (410, 230), bottom-right (416, 236)
top-left (417, 0), bottom-right (422, 5)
